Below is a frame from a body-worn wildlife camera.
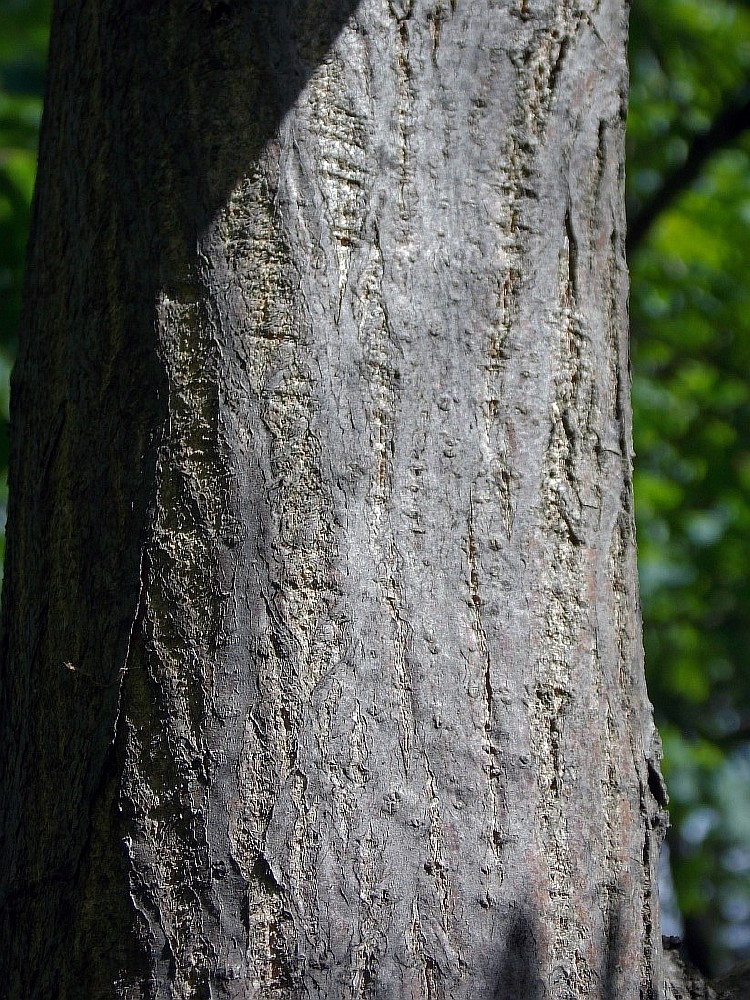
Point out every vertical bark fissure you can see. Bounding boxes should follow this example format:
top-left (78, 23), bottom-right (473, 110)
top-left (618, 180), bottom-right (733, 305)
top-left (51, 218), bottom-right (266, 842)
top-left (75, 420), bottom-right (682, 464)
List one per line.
top-left (466, 491), bottom-right (504, 879)
top-left (390, 0), bottom-right (415, 224)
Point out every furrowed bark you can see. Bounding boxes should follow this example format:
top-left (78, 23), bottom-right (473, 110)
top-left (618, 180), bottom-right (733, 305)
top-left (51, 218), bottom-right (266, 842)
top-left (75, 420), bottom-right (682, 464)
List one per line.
top-left (0, 1), bottom-right (670, 997)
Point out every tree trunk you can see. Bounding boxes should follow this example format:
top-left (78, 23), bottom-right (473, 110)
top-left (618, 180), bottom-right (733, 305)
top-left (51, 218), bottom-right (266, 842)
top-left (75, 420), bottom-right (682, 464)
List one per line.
top-left (0, 0), bottom-right (670, 997)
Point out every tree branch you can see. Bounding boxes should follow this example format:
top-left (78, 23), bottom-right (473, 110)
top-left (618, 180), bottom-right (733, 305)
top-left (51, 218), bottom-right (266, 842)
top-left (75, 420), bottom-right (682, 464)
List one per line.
top-left (664, 936), bottom-right (750, 1000)
top-left (627, 88), bottom-right (750, 254)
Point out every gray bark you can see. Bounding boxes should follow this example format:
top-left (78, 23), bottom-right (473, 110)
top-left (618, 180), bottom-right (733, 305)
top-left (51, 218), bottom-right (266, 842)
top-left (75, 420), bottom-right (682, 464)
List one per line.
top-left (0, 0), bottom-right (671, 997)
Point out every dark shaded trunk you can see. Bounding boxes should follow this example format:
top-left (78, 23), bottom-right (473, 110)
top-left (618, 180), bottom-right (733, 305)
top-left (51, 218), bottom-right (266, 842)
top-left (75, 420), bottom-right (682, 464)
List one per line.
top-left (0, 1), bottom-right (671, 997)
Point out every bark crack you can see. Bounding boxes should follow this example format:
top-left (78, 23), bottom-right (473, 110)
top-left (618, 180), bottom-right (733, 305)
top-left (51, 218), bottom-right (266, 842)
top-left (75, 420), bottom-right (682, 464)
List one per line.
top-left (467, 490), bottom-right (506, 879)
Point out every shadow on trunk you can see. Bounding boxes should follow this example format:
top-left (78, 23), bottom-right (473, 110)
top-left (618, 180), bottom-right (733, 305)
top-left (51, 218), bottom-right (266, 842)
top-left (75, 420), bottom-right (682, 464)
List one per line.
top-left (0, 2), bottom-right (364, 993)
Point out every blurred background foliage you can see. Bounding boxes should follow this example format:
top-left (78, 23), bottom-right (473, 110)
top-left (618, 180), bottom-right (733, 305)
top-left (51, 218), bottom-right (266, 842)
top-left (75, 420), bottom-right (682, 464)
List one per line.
top-left (1, 0), bottom-right (750, 978)
top-left (0, 0), bottom-right (48, 563)
top-left (629, 0), bottom-right (750, 974)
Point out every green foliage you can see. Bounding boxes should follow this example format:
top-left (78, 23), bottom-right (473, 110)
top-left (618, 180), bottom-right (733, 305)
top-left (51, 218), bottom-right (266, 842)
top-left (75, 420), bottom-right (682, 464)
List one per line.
top-left (2, 0), bottom-right (750, 977)
top-left (630, 0), bottom-right (750, 972)
top-left (0, 0), bottom-right (49, 555)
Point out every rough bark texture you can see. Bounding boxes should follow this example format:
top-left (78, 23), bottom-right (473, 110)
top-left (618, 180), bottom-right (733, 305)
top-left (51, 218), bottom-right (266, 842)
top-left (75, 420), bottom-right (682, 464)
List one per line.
top-left (0, 0), bottom-right (670, 997)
